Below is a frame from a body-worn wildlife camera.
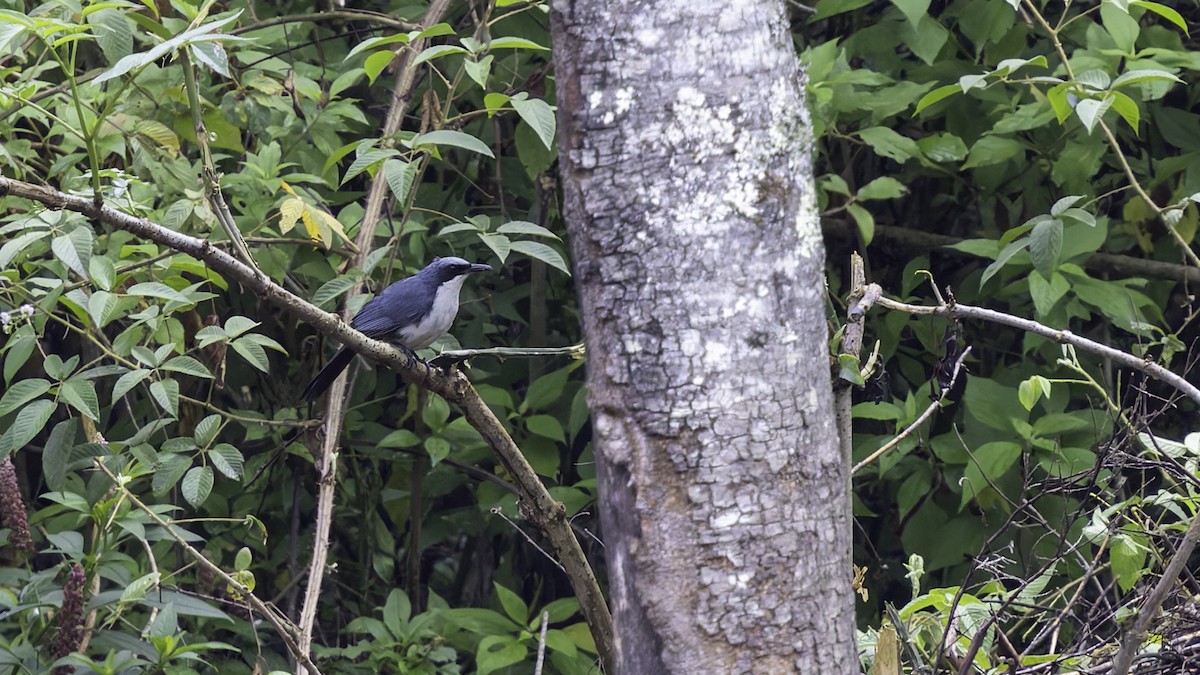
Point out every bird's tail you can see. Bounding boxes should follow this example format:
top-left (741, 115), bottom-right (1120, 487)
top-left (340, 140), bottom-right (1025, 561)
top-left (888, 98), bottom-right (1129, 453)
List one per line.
top-left (301, 347), bottom-right (355, 401)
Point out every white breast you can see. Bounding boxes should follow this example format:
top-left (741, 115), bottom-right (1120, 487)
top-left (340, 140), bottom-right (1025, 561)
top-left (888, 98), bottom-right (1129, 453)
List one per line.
top-left (397, 275), bottom-right (470, 349)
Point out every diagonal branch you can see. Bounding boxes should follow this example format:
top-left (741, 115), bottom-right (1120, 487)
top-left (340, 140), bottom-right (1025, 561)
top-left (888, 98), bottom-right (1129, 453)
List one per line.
top-left (0, 174), bottom-right (615, 672)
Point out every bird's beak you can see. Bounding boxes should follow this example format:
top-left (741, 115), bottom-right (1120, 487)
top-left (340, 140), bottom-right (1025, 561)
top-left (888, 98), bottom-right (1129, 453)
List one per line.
top-left (469, 263), bottom-right (492, 273)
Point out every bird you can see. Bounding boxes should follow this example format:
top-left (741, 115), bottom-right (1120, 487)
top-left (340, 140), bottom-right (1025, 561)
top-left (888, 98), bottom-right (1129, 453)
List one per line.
top-left (300, 257), bottom-right (491, 401)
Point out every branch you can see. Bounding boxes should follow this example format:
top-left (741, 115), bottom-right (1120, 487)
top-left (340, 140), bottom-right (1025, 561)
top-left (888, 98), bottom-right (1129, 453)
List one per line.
top-left (860, 285), bottom-right (1200, 675)
top-left (0, 174), bottom-right (615, 672)
top-left (90, 460), bottom-right (323, 675)
top-left (860, 287), bottom-right (1200, 407)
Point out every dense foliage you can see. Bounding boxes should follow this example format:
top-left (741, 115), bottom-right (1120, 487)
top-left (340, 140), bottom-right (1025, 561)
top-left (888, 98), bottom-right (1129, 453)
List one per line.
top-left (0, 0), bottom-right (596, 673)
top-left (801, 0), bottom-right (1200, 669)
top-left (1, 0), bottom-right (1199, 671)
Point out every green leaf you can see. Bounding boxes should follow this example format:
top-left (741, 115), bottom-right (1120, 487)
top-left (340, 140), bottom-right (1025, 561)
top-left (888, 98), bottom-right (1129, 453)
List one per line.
top-left (341, 148), bottom-right (401, 185)
top-left (510, 94), bottom-right (556, 151)
top-left (411, 44), bottom-right (469, 66)
top-left (409, 130), bottom-right (496, 159)
top-left (962, 135), bottom-right (1024, 169)
top-left (382, 158), bottom-right (418, 206)
top-left (903, 14), bottom-right (949, 65)
top-left (223, 316), bottom-right (259, 338)
top-left (484, 92), bottom-right (509, 117)
top-left (493, 582), bottom-right (529, 624)
top-left (858, 127), bottom-right (923, 163)
top-left (121, 572), bottom-right (161, 604)
top-left (916, 133), bottom-right (968, 162)
top-left (127, 282), bottom-right (192, 305)
top-left (209, 443), bottom-right (244, 479)
top-left (152, 453), bottom-right (191, 495)
top-left (525, 415), bottom-right (565, 442)
top-left (1110, 69), bottom-right (1183, 89)
top-left (51, 226), bottom-right (94, 278)
top-left (890, 0), bottom-right (930, 26)
top-left (980, 239), bottom-right (1030, 286)
top-left (312, 276), bottom-right (359, 310)
top-left (380, 429), bottom-right (421, 448)
top-left (1108, 91), bottom-right (1140, 131)
top-left (464, 55), bottom-right (492, 88)
top-left (194, 415), bottom-right (221, 447)
top-left (181, 465), bottom-right (214, 507)
top-left (486, 36), bottom-right (548, 51)
top-left (362, 48), bottom-right (395, 84)
top-left (1110, 535), bottom-right (1148, 593)
top-left (1028, 270), bottom-right (1069, 315)
top-left (424, 437), bottom-right (451, 466)
top-left (476, 636), bottom-right (527, 675)
top-left (914, 84), bottom-right (961, 114)
top-left (0, 230), bottom-right (49, 269)
top-left (42, 419), bottom-right (78, 492)
top-left (1075, 96), bottom-right (1112, 134)
top-left (856, 176), bottom-right (907, 201)
top-left (1, 399), bottom-right (56, 459)
top-left (87, 290), bottom-right (120, 327)
top-left (93, 11), bottom-right (243, 84)
top-left (1075, 69), bottom-right (1111, 91)
top-left (230, 338), bottom-right (270, 372)
top-left (1100, 2), bottom-right (1139, 54)
top-left (161, 355), bottom-right (213, 378)
top-left (960, 440), bottom-right (1022, 505)
top-left (3, 326), bottom-right (36, 386)
top-left (112, 368), bottom-right (151, 400)
top-left (59, 378), bottom-right (100, 420)
top-left (1017, 375), bottom-right (1051, 411)
top-left (1050, 195), bottom-right (1085, 215)
top-left (838, 353), bottom-right (864, 385)
top-left (509, 241), bottom-right (570, 276)
top-left (496, 221), bottom-right (561, 240)
top-left (0, 378), bottom-right (50, 416)
top-left (190, 40), bottom-right (230, 77)
top-left (846, 203), bottom-right (875, 245)
top-left (523, 364), bottom-right (573, 411)
top-left (1028, 218), bottom-right (1063, 277)
top-left (234, 547), bottom-right (252, 571)
top-left (1131, 1), bottom-right (1189, 34)
top-left (87, 7), bottom-right (133, 64)
top-left (150, 378), bottom-right (180, 417)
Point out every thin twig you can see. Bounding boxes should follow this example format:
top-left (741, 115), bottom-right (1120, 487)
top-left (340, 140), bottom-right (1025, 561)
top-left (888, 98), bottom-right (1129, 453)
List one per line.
top-left (90, 460), bottom-right (323, 675)
top-left (851, 347), bottom-right (971, 475)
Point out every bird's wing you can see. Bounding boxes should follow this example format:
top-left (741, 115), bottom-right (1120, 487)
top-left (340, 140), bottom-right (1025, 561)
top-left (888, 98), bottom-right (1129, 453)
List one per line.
top-left (350, 277), bottom-right (433, 338)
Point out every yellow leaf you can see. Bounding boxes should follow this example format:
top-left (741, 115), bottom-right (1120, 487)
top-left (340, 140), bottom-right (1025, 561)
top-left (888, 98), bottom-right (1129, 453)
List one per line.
top-left (280, 180), bottom-right (297, 197)
top-left (301, 208), bottom-right (323, 245)
top-left (279, 197), bottom-right (304, 235)
top-left (316, 209), bottom-right (355, 249)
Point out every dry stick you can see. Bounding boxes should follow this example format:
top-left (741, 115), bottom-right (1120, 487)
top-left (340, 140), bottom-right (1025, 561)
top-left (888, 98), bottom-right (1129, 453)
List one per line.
top-left (835, 253), bottom-right (867, 463)
top-left (89, 461), bottom-right (323, 675)
top-left (860, 286), bottom-right (1200, 674)
top-left (295, 1), bottom-right (455, 671)
top-left (0, 178), bottom-right (615, 670)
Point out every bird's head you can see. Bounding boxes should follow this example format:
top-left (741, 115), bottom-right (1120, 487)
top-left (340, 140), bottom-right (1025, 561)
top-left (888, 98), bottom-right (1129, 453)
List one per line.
top-left (424, 256), bottom-right (492, 284)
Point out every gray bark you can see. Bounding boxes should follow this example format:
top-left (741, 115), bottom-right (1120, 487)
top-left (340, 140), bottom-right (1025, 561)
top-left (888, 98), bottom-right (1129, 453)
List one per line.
top-left (551, 0), bottom-right (854, 672)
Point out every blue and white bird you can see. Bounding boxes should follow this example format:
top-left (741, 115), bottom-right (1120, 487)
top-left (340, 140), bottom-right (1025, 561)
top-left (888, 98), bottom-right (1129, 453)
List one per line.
top-left (301, 257), bottom-right (491, 401)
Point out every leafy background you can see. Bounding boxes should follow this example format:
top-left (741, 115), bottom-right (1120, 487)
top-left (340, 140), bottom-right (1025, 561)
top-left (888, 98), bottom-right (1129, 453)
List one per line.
top-left (0, 0), bottom-right (1198, 671)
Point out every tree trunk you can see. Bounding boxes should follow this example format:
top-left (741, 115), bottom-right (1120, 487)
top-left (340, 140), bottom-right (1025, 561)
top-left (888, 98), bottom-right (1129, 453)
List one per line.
top-left (551, 0), bottom-right (854, 672)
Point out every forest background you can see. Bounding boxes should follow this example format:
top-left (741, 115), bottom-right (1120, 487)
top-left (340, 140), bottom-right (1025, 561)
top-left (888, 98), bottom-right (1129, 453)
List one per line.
top-left (0, 0), bottom-right (1199, 672)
